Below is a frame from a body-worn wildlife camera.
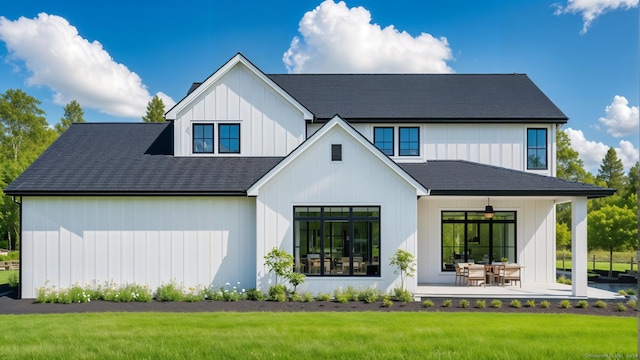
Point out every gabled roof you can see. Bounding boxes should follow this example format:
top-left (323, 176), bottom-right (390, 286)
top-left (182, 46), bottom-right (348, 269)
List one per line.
top-left (266, 74), bottom-right (568, 123)
top-left (165, 53), bottom-right (313, 121)
top-left (400, 160), bottom-right (615, 198)
top-left (4, 122), bottom-right (282, 196)
top-left (247, 115), bottom-right (430, 196)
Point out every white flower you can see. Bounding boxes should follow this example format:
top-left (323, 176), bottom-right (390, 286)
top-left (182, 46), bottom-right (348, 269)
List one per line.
top-left (225, 282), bottom-right (230, 286)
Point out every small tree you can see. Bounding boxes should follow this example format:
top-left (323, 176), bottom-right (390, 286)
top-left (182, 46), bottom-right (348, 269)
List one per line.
top-left (55, 100), bottom-right (85, 134)
top-left (588, 204), bottom-right (638, 278)
top-left (389, 249), bottom-right (416, 291)
top-left (263, 247), bottom-right (294, 286)
top-left (142, 95), bottom-right (166, 123)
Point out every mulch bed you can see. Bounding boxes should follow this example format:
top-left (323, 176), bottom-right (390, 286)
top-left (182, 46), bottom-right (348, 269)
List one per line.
top-left (0, 287), bottom-right (635, 317)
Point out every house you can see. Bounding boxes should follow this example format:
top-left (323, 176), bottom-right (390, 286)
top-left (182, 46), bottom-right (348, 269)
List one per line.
top-left (5, 53), bottom-right (614, 299)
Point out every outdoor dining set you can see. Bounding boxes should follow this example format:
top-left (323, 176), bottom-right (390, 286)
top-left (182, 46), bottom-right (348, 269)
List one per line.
top-left (454, 262), bottom-right (522, 287)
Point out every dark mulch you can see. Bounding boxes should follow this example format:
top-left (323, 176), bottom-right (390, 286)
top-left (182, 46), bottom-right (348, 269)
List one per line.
top-left (0, 286), bottom-right (635, 317)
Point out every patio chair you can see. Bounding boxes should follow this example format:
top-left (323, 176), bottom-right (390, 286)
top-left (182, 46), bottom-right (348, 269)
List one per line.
top-left (467, 264), bottom-right (485, 287)
top-left (454, 263), bottom-right (468, 285)
top-left (503, 264), bottom-right (521, 287)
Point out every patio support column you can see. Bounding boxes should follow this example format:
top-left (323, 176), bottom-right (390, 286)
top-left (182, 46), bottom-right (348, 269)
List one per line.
top-left (571, 197), bottom-right (588, 298)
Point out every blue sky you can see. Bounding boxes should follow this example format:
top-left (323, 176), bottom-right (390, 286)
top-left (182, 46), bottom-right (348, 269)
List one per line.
top-left (0, 0), bottom-right (637, 172)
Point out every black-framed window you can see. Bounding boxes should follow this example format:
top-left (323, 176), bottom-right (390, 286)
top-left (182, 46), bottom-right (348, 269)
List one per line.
top-left (219, 124), bottom-right (240, 153)
top-left (441, 211), bottom-right (516, 271)
top-left (399, 127), bottom-right (419, 156)
top-left (331, 144), bottom-right (342, 161)
top-left (374, 127), bottom-right (394, 156)
top-left (193, 124), bottom-right (214, 153)
top-left (294, 206), bottom-right (380, 277)
top-left (527, 128), bottom-right (547, 169)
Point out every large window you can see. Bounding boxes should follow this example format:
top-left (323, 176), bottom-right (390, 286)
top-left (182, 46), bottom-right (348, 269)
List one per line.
top-left (527, 128), bottom-right (547, 169)
top-left (294, 206), bottom-right (380, 276)
top-left (374, 127), bottom-right (394, 156)
top-left (399, 127), bottom-right (419, 156)
top-left (219, 124), bottom-right (240, 153)
top-left (441, 211), bottom-right (516, 271)
top-left (193, 124), bottom-right (214, 153)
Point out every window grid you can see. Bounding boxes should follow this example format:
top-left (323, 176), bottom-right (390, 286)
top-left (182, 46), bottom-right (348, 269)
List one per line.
top-left (399, 127), bottom-right (419, 156)
top-left (527, 128), bottom-right (547, 169)
top-left (193, 124), bottom-right (214, 153)
top-left (219, 124), bottom-right (240, 153)
top-left (373, 127), bottom-right (394, 156)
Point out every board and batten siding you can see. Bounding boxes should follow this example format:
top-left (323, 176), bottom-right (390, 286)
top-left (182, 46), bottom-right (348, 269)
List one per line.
top-left (20, 196), bottom-right (256, 299)
top-left (173, 64), bottom-right (306, 157)
top-left (309, 123), bottom-right (556, 175)
top-left (254, 125), bottom-right (419, 294)
top-left (417, 197), bottom-right (556, 285)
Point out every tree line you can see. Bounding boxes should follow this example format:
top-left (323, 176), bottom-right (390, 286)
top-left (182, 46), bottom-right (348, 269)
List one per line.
top-left (0, 89), bottom-right (166, 250)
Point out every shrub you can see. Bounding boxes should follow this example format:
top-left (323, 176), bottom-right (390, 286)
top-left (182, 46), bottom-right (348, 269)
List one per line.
top-left (475, 300), bottom-right (486, 309)
top-left (575, 300), bottom-right (589, 308)
top-left (616, 302), bottom-right (627, 312)
top-left (0, 251), bottom-right (19, 261)
top-left (618, 289), bottom-right (627, 296)
top-left (316, 293), bottom-right (332, 301)
top-left (358, 287), bottom-right (381, 304)
top-left (559, 300), bottom-right (571, 309)
top-left (510, 299), bottom-right (521, 308)
top-left (246, 288), bottom-right (266, 301)
top-left (204, 287), bottom-right (225, 301)
top-left (381, 294), bottom-right (393, 307)
top-left (268, 284), bottom-right (286, 302)
top-left (287, 272), bottom-right (306, 294)
top-left (626, 299), bottom-right (637, 310)
top-left (594, 300), bottom-right (607, 308)
top-left (301, 292), bottom-right (314, 303)
top-left (155, 281), bottom-right (184, 302)
top-left (8, 272), bottom-right (19, 288)
top-left (394, 288), bottom-right (413, 303)
top-left (442, 299), bottom-right (452, 307)
top-left (540, 300), bottom-right (550, 308)
top-left (490, 299), bottom-right (502, 308)
top-left (345, 286), bottom-right (360, 302)
top-left (291, 293), bottom-right (303, 302)
top-left (422, 299), bottom-right (434, 308)
top-left (625, 288), bottom-right (637, 296)
top-left (556, 275), bottom-right (571, 285)
top-left (526, 300), bottom-right (536, 308)
top-left (459, 299), bottom-right (469, 308)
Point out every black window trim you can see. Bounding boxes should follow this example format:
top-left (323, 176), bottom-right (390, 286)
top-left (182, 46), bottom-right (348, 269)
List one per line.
top-left (192, 123), bottom-right (215, 154)
top-left (218, 123), bottom-right (241, 154)
top-left (398, 126), bottom-right (420, 157)
top-left (527, 128), bottom-right (548, 170)
top-left (373, 126), bottom-right (394, 156)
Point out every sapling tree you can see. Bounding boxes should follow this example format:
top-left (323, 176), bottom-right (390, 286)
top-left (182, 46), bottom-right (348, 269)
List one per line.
top-left (264, 248), bottom-right (294, 286)
top-left (389, 249), bottom-right (416, 291)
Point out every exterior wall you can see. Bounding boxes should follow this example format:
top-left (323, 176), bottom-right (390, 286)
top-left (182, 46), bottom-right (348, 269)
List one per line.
top-left (417, 197), bottom-right (556, 285)
top-left (309, 122), bottom-right (557, 175)
top-left (255, 125), bottom-right (419, 294)
top-left (20, 196), bottom-right (256, 299)
top-left (173, 64), bottom-right (306, 157)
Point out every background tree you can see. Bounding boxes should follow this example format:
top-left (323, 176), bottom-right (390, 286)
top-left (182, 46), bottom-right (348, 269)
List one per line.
top-left (587, 204), bottom-right (638, 278)
top-left (55, 100), bottom-right (85, 134)
top-left (142, 95), bottom-right (166, 123)
top-left (556, 130), bottom-right (589, 182)
top-left (596, 147), bottom-right (626, 192)
top-left (555, 222), bottom-right (571, 250)
top-left (624, 161), bottom-right (638, 198)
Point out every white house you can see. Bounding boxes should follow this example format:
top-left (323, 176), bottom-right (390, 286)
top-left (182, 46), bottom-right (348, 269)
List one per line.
top-left (5, 53), bottom-right (613, 299)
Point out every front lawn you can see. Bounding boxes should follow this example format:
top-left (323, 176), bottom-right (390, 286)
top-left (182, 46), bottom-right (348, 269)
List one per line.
top-left (0, 270), bottom-right (17, 285)
top-left (0, 312), bottom-right (635, 359)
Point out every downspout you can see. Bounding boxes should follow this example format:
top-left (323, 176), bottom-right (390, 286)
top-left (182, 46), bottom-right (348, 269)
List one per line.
top-left (12, 196), bottom-right (22, 299)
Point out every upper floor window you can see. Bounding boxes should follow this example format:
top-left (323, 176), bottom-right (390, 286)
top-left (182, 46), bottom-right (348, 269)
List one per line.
top-left (374, 127), bottom-right (394, 156)
top-left (331, 144), bottom-right (342, 161)
top-left (193, 124), bottom-right (214, 153)
top-left (527, 128), bottom-right (547, 169)
top-left (219, 124), bottom-right (240, 153)
top-left (399, 127), bottom-right (420, 156)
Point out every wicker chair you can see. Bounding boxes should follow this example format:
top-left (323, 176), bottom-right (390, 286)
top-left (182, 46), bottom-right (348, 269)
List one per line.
top-left (503, 264), bottom-right (522, 287)
top-left (467, 264), bottom-right (486, 287)
top-left (454, 263), bottom-right (468, 286)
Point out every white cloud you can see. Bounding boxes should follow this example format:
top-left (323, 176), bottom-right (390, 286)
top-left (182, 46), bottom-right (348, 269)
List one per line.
top-left (283, 0), bottom-right (454, 73)
top-left (554, 0), bottom-right (638, 34)
top-left (598, 95), bottom-right (639, 137)
top-left (565, 127), bottom-right (639, 172)
top-left (0, 13), bottom-right (174, 118)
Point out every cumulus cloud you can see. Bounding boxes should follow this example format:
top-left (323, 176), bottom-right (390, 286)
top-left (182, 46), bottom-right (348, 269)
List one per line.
top-left (0, 13), bottom-right (174, 118)
top-left (565, 128), bottom-right (639, 171)
top-left (554, 0), bottom-right (638, 34)
top-left (598, 95), bottom-right (639, 137)
top-left (283, 0), bottom-right (454, 73)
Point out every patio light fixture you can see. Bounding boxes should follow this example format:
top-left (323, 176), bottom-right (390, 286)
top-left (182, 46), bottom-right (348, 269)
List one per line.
top-left (484, 198), bottom-right (494, 219)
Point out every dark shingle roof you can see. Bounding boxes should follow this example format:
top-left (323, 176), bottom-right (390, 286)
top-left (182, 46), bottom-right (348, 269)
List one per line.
top-left (265, 74), bottom-right (568, 123)
top-left (400, 160), bottom-right (614, 198)
top-left (4, 123), bottom-right (283, 195)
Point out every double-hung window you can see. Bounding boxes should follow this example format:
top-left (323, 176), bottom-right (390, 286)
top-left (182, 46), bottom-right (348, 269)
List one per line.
top-left (399, 127), bottom-right (419, 156)
top-left (374, 127), bottom-right (394, 156)
top-left (219, 124), bottom-right (240, 153)
top-left (193, 124), bottom-right (214, 153)
top-left (527, 128), bottom-right (547, 169)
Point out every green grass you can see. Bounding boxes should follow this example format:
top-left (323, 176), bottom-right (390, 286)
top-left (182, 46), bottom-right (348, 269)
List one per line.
top-left (0, 312), bottom-right (635, 359)
top-left (0, 270), bottom-right (18, 285)
top-left (555, 259), bottom-right (634, 272)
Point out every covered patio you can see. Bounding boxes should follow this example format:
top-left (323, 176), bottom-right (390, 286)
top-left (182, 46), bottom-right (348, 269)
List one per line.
top-left (415, 283), bottom-right (625, 300)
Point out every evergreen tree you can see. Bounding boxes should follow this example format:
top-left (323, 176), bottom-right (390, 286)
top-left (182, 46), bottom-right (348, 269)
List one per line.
top-left (625, 161), bottom-right (639, 198)
top-left (596, 147), bottom-right (626, 192)
top-left (142, 95), bottom-right (166, 123)
top-left (55, 100), bottom-right (85, 134)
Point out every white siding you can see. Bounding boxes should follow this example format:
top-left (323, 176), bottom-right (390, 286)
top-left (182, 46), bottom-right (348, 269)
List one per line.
top-left (417, 197), bottom-right (556, 285)
top-left (20, 196), bottom-right (256, 299)
top-left (173, 64), bottom-right (306, 157)
top-left (255, 125), bottom-right (419, 294)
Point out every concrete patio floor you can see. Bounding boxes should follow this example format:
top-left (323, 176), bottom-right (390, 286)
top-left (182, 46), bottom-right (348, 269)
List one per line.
top-left (416, 283), bottom-right (626, 300)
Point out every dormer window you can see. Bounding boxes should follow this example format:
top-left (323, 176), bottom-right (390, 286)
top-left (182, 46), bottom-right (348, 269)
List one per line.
top-left (399, 127), bottom-right (419, 156)
top-left (193, 124), bottom-right (214, 153)
top-left (219, 124), bottom-right (240, 153)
